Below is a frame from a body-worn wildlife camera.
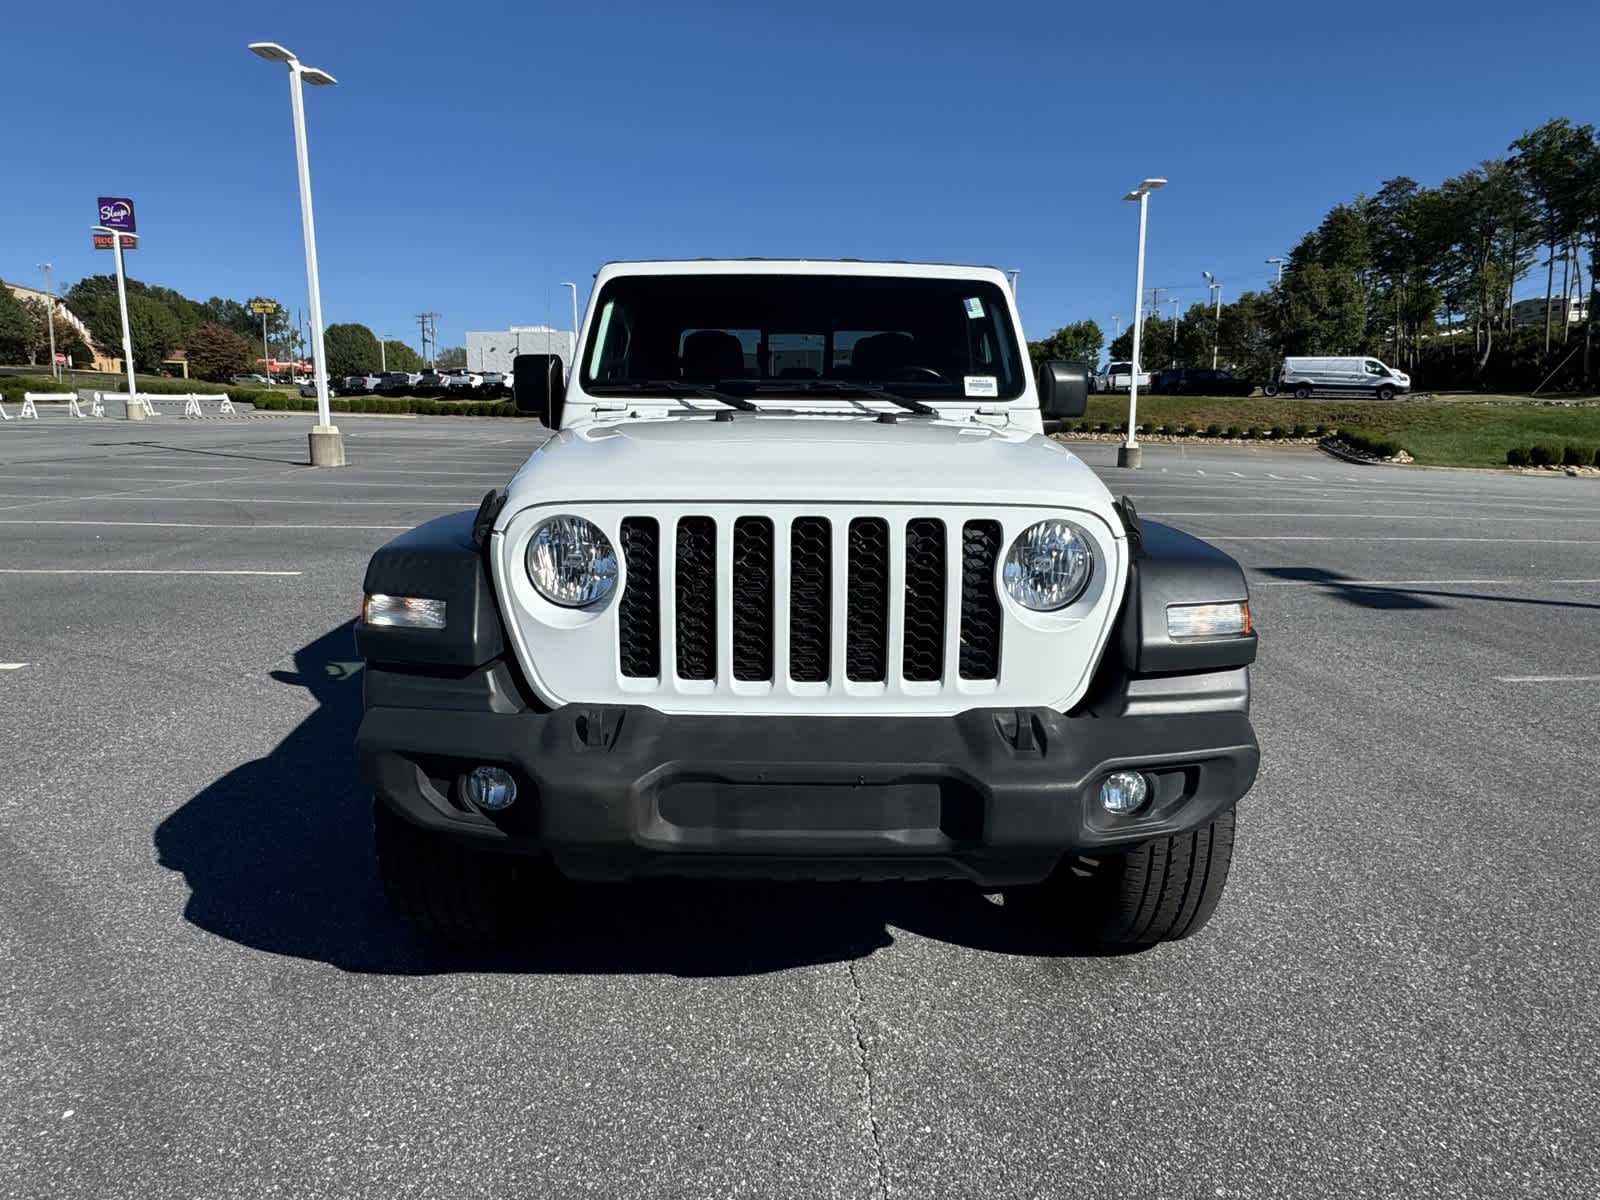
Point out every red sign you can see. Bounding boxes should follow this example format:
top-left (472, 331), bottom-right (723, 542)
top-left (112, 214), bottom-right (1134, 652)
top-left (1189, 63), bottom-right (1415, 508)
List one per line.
top-left (54, 352), bottom-right (67, 365)
top-left (93, 233), bottom-right (137, 250)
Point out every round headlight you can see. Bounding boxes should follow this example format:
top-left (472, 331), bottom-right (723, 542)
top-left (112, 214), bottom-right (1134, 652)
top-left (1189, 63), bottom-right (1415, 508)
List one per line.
top-left (1002, 519), bottom-right (1094, 610)
top-left (526, 515), bottom-right (618, 607)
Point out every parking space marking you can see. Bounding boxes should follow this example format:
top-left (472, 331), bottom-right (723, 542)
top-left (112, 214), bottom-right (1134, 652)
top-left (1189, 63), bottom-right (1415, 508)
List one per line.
top-left (1256, 577), bottom-right (1600, 586)
top-left (1496, 675), bottom-right (1600, 683)
top-left (0, 663), bottom-right (28, 671)
top-left (0, 568), bottom-right (303, 576)
top-left (1215, 535), bottom-right (1600, 544)
top-left (0, 519), bottom-right (411, 531)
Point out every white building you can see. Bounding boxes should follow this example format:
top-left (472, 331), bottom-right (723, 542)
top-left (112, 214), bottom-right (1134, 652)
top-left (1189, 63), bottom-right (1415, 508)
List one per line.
top-left (1511, 295), bottom-right (1589, 328)
top-left (466, 326), bottom-right (576, 375)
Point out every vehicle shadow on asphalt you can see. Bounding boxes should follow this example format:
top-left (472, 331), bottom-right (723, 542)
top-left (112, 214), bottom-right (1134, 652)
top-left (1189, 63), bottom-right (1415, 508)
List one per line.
top-left (154, 623), bottom-right (1083, 977)
top-left (1258, 566), bottom-right (1600, 611)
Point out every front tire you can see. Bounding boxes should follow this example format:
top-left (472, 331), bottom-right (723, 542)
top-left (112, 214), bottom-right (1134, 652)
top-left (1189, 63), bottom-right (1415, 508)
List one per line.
top-left (1262, 384), bottom-right (1279, 397)
top-left (1021, 810), bottom-right (1236, 950)
top-left (373, 798), bottom-right (528, 942)
top-left (1375, 385), bottom-right (1396, 401)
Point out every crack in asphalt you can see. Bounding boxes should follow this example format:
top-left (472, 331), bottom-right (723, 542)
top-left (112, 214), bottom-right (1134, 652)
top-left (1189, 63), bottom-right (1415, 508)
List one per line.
top-left (846, 959), bottom-right (889, 1200)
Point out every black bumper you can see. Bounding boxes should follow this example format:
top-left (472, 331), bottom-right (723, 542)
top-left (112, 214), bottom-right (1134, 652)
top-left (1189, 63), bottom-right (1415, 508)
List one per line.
top-left (356, 703), bottom-right (1258, 886)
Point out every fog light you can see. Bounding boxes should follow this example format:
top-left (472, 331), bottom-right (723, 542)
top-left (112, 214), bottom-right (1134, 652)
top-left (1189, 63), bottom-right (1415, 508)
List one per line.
top-left (1099, 770), bottom-right (1150, 815)
top-left (363, 593), bottom-right (446, 630)
top-left (462, 766), bottom-right (517, 811)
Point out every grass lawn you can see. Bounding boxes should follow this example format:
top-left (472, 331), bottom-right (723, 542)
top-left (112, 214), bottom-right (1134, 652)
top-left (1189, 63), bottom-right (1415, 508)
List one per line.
top-left (1082, 394), bottom-right (1600, 468)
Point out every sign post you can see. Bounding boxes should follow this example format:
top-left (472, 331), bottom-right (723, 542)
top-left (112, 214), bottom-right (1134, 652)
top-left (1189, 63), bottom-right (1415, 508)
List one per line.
top-left (93, 198), bottom-right (141, 417)
top-left (250, 300), bottom-right (279, 380)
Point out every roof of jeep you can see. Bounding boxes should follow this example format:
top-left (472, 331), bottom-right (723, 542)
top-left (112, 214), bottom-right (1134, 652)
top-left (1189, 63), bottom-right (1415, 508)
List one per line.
top-left (593, 258), bottom-right (1009, 282)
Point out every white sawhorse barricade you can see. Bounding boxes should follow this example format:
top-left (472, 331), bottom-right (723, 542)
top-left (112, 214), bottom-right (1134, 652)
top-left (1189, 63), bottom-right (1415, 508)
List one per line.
top-left (3, 391), bottom-right (239, 421)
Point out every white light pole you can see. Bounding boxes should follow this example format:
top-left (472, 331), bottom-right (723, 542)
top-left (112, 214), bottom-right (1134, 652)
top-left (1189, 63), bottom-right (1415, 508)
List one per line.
top-left (91, 226), bottom-right (140, 411)
top-left (560, 282), bottom-right (579, 367)
top-left (379, 334), bottom-right (391, 373)
top-left (1266, 257), bottom-right (1287, 285)
top-left (37, 263), bottom-right (59, 381)
top-left (1170, 298), bottom-right (1180, 367)
top-left (1119, 178), bottom-right (1165, 468)
top-left (1202, 270), bottom-right (1222, 369)
top-left (1005, 268), bottom-right (1020, 296)
top-left (249, 41), bottom-right (343, 467)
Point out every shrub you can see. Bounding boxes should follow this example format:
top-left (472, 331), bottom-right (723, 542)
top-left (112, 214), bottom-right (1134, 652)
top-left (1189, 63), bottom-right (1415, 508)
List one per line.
top-left (1528, 445), bottom-right (1555, 466)
top-left (1307, 424), bottom-right (1322, 437)
top-left (1292, 423), bottom-right (1308, 437)
top-left (1246, 425), bottom-right (1263, 439)
top-left (1594, 447), bottom-right (1600, 468)
top-left (1205, 423), bottom-right (1222, 437)
top-left (1226, 424), bottom-right (1242, 438)
top-left (1562, 445), bottom-right (1591, 466)
top-left (1094, 421), bottom-right (1108, 433)
top-left (1506, 447), bottom-right (1530, 466)
top-left (1342, 429), bottom-right (1404, 458)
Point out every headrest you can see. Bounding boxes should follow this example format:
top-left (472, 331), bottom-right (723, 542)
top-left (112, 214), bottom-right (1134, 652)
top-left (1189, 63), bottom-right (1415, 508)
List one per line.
top-left (681, 330), bottom-right (746, 381)
top-left (849, 332), bottom-right (915, 377)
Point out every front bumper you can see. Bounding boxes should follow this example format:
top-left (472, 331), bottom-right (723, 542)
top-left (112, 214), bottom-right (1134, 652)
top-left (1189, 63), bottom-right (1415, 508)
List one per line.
top-left (357, 703), bottom-right (1258, 886)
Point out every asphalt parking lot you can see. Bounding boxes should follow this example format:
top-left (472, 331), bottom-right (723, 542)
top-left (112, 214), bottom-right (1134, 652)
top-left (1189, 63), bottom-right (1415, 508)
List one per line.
top-left (3, 414), bottom-right (1597, 1198)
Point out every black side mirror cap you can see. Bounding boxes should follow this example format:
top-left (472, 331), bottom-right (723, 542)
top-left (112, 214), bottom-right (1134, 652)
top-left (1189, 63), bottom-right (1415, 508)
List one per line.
top-left (512, 354), bottom-right (566, 428)
top-left (1039, 360), bottom-right (1090, 422)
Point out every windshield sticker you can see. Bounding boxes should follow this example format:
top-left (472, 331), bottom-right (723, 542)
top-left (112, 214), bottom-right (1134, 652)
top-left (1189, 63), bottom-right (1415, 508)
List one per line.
top-left (964, 375), bottom-right (999, 398)
top-left (963, 297), bottom-right (985, 319)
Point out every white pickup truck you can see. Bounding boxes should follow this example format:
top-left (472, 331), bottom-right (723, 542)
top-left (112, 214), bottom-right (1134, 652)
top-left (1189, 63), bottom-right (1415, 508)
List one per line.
top-left (1095, 360), bottom-right (1151, 392)
top-left (354, 259), bottom-right (1259, 950)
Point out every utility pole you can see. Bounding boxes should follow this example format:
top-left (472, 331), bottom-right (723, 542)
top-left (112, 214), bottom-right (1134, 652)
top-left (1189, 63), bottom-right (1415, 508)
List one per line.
top-left (1265, 257), bottom-right (1287, 285)
top-left (37, 263), bottom-right (59, 381)
top-left (1170, 298), bottom-right (1180, 367)
top-left (415, 311), bottom-right (440, 367)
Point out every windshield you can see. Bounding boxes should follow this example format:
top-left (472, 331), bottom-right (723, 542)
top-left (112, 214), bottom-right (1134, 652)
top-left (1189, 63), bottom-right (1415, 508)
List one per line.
top-left (580, 273), bottom-right (1025, 401)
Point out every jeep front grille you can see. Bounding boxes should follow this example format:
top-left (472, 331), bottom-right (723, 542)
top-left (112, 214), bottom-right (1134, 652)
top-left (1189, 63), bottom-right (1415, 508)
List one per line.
top-left (616, 513), bottom-right (1001, 686)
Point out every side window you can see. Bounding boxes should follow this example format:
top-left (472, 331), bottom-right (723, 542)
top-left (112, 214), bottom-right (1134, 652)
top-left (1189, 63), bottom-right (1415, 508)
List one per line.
top-left (1364, 360), bottom-right (1384, 375)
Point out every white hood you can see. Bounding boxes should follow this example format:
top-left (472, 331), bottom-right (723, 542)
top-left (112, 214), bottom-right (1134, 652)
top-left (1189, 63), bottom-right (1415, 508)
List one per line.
top-left (502, 415), bottom-right (1117, 518)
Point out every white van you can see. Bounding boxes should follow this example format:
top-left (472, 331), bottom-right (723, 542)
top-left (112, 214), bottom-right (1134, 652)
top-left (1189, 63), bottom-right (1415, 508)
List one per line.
top-left (1264, 356), bottom-right (1410, 400)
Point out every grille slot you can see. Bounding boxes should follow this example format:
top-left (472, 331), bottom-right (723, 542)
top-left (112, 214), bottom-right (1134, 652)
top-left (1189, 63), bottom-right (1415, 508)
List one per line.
top-left (846, 518), bottom-right (890, 682)
top-left (675, 516), bottom-right (717, 680)
top-left (731, 517), bottom-right (775, 681)
top-left (959, 520), bottom-right (1003, 680)
top-left (902, 518), bottom-right (946, 682)
top-left (617, 517), bottom-right (660, 678)
top-left (789, 517), bottom-right (832, 683)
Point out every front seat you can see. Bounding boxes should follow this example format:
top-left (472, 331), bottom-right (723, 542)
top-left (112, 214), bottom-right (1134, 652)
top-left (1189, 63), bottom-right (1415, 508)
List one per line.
top-left (680, 330), bottom-right (746, 381)
top-left (849, 332), bottom-right (916, 379)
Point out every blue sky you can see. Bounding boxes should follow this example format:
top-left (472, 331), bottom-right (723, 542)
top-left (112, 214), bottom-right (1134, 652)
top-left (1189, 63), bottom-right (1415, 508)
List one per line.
top-left (3, 0), bottom-right (1594, 350)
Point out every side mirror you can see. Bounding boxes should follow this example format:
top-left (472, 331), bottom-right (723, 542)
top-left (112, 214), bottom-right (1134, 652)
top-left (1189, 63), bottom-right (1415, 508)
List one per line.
top-left (512, 354), bottom-right (566, 428)
top-left (1038, 360), bottom-right (1090, 423)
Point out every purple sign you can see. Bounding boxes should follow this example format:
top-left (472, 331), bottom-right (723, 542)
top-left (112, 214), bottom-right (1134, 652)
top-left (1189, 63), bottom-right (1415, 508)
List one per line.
top-left (97, 196), bottom-right (136, 233)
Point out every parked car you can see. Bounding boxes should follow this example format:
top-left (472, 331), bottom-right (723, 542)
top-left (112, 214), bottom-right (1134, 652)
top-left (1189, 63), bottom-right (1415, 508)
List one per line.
top-left (343, 373), bottom-right (384, 395)
top-left (230, 373), bottom-right (270, 385)
top-left (1094, 360), bottom-right (1151, 392)
top-left (442, 369), bottom-right (484, 391)
top-left (417, 370), bottom-right (451, 393)
top-left (1153, 367), bottom-right (1253, 396)
top-left (479, 371), bottom-right (507, 394)
top-left (355, 257), bottom-right (1260, 948)
top-left (375, 372), bottom-right (416, 394)
top-left (1263, 356), bottom-right (1410, 400)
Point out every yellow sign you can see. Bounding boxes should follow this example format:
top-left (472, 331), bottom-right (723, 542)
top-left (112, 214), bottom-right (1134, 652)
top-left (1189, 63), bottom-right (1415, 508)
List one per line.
top-left (249, 301), bottom-right (278, 314)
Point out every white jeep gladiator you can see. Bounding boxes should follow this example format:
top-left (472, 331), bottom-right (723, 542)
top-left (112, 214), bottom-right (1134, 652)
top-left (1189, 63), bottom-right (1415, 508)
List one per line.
top-left (355, 260), bottom-right (1259, 948)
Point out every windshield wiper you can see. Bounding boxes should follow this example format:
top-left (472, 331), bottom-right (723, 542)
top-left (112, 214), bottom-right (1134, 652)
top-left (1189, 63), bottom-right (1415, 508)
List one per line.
top-left (752, 379), bottom-right (941, 416)
top-left (588, 380), bottom-right (760, 411)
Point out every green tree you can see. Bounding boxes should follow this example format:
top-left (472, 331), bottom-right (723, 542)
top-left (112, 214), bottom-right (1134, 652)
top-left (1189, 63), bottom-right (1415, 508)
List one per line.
top-left (186, 321), bottom-right (255, 381)
top-left (323, 322), bottom-right (382, 376)
top-left (382, 339), bottom-right (424, 371)
top-left (17, 296), bottom-right (85, 367)
top-left (0, 282), bottom-right (32, 363)
top-left (125, 295), bottom-right (184, 371)
top-left (435, 345), bottom-right (467, 368)
top-left (1511, 118), bottom-right (1596, 352)
top-left (1276, 265), bottom-right (1367, 355)
top-left (1026, 320), bottom-right (1103, 370)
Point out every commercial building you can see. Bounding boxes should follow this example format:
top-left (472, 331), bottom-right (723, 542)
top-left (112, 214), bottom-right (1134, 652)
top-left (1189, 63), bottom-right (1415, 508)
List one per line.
top-left (466, 326), bottom-right (576, 376)
top-left (1511, 295), bottom-right (1589, 328)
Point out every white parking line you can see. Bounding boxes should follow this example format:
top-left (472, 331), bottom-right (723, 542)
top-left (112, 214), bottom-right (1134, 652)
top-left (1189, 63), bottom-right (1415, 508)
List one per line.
top-left (1496, 675), bottom-right (1600, 683)
top-left (0, 568), bottom-right (302, 576)
top-left (0, 519), bottom-right (410, 531)
top-left (1214, 535), bottom-right (1600, 543)
top-left (1257, 578), bottom-right (1600, 587)
top-left (0, 663), bottom-right (28, 670)
top-left (1230, 471), bottom-right (1245, 477)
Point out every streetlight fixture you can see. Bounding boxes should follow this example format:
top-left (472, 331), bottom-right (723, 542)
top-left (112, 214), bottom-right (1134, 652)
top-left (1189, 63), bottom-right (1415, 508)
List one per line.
top-left (1202, 270), bottom-right (1223, 369)
top-left (1118, 177), bottom-right (1166, 468)
top-left (560, 282), bottom-right (579, 368)
top-left (249, 40), bottom-right (343, 467)
top-left (90, 225), bottom-right (140, 408)
top-left (1266, 257), bottom-right (1287, 285)
top-left (37, 264), bottom-right (59, 381)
